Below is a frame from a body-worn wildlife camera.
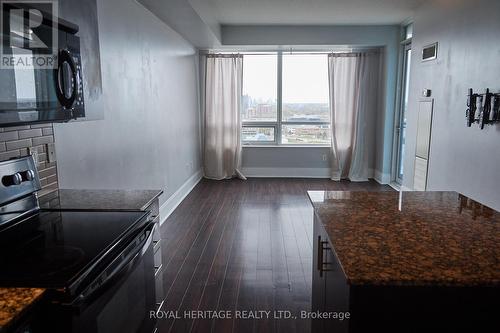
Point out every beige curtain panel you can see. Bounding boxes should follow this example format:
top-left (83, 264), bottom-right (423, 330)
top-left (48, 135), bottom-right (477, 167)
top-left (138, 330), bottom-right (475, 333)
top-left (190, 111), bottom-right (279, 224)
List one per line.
top-left (328, 52), bottom-right (380, 181)
top-left (203, 54), bottom-right (246, 180)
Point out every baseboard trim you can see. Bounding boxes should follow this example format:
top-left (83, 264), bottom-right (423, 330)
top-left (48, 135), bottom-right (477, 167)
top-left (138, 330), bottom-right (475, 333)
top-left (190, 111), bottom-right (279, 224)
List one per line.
top-left (159, 169), bottom-right (202, 225)
top-left (241, 167), bottom-right (381, 180)
top-left (242, 167), bottom-right (331, 178)
top-left (389, 182), bottom-right (401, 191)
top-left (400, 185), bottom-right (413, 191)
top-left (374, 170), bottom-right (391, 184)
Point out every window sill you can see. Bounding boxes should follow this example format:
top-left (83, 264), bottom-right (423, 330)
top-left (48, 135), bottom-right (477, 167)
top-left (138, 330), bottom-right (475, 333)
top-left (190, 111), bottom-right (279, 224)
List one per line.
top-left (242, 144), bottom-right (331, 148)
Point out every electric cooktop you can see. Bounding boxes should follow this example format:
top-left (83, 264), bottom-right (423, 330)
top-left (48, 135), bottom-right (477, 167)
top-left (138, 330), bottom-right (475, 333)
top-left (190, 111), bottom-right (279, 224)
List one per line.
top-left (0, 209), bottom-right (148, 289)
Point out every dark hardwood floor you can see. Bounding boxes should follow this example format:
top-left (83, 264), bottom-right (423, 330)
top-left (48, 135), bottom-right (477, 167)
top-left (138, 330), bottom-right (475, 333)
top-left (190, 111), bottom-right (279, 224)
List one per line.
top-left (158, 178), bottom-right (393, 333)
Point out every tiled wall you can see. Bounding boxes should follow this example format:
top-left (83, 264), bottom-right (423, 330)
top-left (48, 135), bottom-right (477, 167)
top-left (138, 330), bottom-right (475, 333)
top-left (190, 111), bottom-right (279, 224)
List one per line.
top-left (0, 123), bottom-right (58, 197)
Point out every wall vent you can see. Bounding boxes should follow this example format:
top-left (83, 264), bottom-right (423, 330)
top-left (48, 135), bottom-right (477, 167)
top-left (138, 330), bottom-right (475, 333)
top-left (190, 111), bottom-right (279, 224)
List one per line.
top-left (422, 43), bottom-right (438, 61)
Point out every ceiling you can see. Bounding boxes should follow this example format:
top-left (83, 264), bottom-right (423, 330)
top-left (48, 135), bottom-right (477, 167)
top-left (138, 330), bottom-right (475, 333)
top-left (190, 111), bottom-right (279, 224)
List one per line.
top-left (188, 0), bottom-right (425, 25)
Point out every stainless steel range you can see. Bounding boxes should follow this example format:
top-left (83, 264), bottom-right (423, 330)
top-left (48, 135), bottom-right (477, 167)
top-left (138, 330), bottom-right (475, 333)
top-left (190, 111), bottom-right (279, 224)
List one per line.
top-left (0, 156), bottom-right (157, 333)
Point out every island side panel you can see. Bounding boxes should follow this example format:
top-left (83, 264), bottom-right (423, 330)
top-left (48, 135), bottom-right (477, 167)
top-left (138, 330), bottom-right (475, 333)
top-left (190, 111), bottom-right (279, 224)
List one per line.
top-left (312, 212), bottom-right (500, 333)
top-left (312, 213), bottom-right (350, 333)
top-left (349, 284), bottom-right (500, 333)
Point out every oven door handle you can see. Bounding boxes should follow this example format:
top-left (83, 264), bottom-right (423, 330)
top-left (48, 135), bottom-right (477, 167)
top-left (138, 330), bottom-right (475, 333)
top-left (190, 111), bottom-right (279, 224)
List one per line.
top-left (73, 222), bottom-right (156, 305)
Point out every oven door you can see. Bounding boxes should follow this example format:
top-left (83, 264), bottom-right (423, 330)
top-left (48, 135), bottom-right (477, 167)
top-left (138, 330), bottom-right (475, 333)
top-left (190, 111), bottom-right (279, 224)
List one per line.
top-left (37, 222), bottom-right (157, 333)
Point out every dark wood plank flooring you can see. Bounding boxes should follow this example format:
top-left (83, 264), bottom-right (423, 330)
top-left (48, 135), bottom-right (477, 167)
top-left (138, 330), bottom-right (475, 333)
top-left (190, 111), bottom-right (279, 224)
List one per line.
top-left (158, 178), bottom-right (392, 333)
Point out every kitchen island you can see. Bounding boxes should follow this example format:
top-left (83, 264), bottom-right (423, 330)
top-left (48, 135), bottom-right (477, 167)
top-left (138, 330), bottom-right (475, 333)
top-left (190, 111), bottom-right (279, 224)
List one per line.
top-left (308, 191), bottom-right (500, 333)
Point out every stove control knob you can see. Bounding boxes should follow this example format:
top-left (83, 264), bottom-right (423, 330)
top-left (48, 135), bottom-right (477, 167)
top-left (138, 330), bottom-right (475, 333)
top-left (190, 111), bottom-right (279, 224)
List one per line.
top-left (2, 173), bottom-right (22, 187)
top-left (20, 170), bottom-right (35, 182)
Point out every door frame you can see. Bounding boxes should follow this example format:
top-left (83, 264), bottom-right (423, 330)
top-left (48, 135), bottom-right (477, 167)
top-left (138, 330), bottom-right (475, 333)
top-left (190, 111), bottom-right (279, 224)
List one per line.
top-left (391, 33), bottom-right (412, 185)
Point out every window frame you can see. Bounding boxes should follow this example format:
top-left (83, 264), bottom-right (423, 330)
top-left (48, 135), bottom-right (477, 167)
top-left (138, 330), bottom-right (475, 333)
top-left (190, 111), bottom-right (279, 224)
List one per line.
top-left (241, 51), bottom-right (331, 147)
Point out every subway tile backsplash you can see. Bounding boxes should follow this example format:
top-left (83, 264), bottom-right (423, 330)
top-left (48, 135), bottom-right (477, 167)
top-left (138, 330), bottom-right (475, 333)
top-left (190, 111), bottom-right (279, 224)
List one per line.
top-left (0, 123), bottom-right (58, 197)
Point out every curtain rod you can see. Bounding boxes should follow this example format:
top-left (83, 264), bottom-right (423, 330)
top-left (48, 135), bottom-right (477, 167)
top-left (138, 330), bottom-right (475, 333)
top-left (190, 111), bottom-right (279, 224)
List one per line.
top-left (205, 53), bottom-right (243, 58)
top-left (327, 51), bottom-right (380, 57)
top-left (203, 50), bottom-right (381, 56)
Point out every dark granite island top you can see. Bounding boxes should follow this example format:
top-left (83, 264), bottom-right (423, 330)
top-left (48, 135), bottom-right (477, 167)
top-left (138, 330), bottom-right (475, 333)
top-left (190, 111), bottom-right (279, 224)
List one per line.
top-left (308, 191), bottom-right (500, 332)
top-left (308, 190), bottom-right (500, 287)
top-left (39, 189), bottom-right (162, 211)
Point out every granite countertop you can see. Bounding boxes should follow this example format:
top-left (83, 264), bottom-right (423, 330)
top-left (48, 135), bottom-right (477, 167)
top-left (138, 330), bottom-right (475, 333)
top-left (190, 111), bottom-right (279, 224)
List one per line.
top-left (39, 189), bottom-right (162, 211)
top-left (0, 288), bottom-right (45, 332)
top-left (308, 191), bottom-right (500, 287)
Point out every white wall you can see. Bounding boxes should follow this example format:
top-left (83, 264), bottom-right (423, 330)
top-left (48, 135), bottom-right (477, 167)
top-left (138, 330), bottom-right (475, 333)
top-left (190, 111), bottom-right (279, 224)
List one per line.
top-left (242, 146), bottom-right (331, 178)
top-left (220, 25), bottom-right (400, 181)
top-left (403, 0), bottom-right (500, 209)
top-left (54, 0), bottom-right (202, 208)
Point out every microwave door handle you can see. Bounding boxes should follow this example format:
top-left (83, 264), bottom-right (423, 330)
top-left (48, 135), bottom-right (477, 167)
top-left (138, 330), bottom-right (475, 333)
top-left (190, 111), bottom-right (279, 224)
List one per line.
top-left (56, 65), bottom-right (65, 99)
top-left (73, 222), bottom-right (156, 304)
top-left (55, 49), bottom-right (77, 109)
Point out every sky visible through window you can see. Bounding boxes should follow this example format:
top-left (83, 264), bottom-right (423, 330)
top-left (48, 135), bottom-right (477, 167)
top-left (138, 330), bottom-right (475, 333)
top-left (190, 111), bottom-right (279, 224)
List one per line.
top-left (282, 54), bottom-right (329, 123)
top-left (282, 54), bottom-right (329, 104)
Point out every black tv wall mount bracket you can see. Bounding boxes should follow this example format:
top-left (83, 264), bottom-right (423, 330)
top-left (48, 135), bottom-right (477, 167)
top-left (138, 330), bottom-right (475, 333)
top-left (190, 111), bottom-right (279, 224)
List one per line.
top-left (466, 88), bottom-right (500, 129)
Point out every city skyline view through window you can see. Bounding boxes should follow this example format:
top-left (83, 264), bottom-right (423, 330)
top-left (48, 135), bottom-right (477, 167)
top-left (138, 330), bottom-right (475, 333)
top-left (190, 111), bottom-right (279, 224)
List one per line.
top-left (242, 54), bottom-right (277, 122)
top-left (242, 52), bottom-right (330, 145)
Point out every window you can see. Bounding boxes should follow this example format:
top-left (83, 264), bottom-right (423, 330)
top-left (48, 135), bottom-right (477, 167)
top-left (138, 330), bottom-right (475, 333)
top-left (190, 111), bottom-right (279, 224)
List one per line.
top-left (282, 124), bottom-right (330, 145)
top-left (242, 54), bottom-right (277, 122)
top-left (241, 52), bottom-right (330, 145)
top-left (241, 127), bottom-right (275, 143)
top-left (404, 23), bottom-right (413, 40)
top-left (394, 23), bottom-right (413, 184)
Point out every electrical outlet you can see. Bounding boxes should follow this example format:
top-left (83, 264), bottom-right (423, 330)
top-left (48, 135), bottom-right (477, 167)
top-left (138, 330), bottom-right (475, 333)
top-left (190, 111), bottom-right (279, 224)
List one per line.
top-left (322, 154), bottom-right (327, 161)
top-left (27, 147), bottom-right (38, 164)
top-left (47, 143), bottom-right (57, 163)
top-left (422, 89), bottom-right (432, 97)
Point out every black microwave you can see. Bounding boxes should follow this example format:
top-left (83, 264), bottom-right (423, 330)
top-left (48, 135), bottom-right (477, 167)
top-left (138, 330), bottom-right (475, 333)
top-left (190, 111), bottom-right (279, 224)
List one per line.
top-left (0, 8), bottom-right (84, 126)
